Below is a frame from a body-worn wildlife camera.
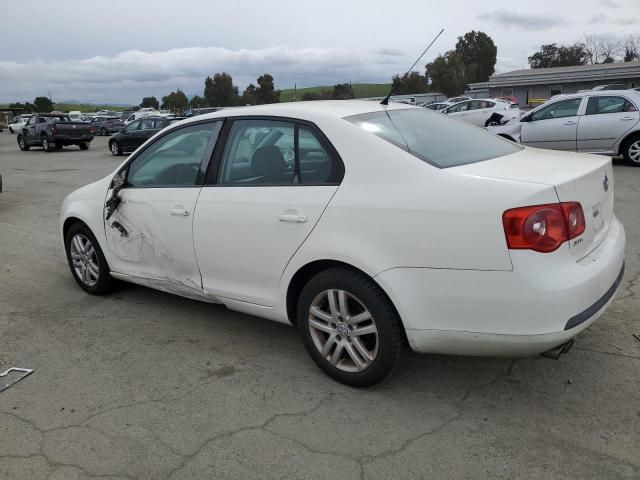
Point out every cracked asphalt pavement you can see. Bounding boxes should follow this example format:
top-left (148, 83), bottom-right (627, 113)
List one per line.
top-left (1, 133), bottom-right (639, 479)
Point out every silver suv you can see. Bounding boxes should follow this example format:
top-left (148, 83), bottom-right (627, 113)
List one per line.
top-left (488, 90), bottom-right (640, 166)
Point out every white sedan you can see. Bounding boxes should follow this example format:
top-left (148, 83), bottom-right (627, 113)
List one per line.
top-left (60, 101), bottom-right (625, 386)
top-left (8, 115), bottom-right (32, 133)
top-left (441, 99), bottom-right (523, 126)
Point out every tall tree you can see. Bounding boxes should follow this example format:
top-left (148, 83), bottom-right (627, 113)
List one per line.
top-left (33, 96), bottom-right (53, 112)
top-left (455, 31), bottom-right (497, 83)
top-left (204, 72), bottom-right (240, 107)
top-left (425, 52), bottom-right (467, 97)
top-left (9, 102), bottom-right (35, 114)
top-left (581, 35), bottom-right (622, 64)
top-left (140, 96), bottom-right (159, 109)
top-left (255, 74), bottom-right (280, 104)
top-left (391, 71), bottom-right (428, 95)
top-left (189, 95), bottom-right (208, 108)
top-left (528, 43), bottom-right (587, 68)
top-left (241, 84), bottom-right (258, 105)
top-left (161, 89), bottom-right (188, 110)
top-left (623, 35), bottom-right (640, 62)
top-left (332, 83), bottom-right (354, 100)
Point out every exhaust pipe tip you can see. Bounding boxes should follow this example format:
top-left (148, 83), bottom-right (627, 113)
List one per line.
top-left (541, 339), bottom-right (575, 360)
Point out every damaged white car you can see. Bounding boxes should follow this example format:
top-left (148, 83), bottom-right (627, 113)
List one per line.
top-left (61, 101), bottom-right (625, 386)
top-left (441, 98), bottom-right (524, 127)
top-left (487, 90), bottom-right (640, 166)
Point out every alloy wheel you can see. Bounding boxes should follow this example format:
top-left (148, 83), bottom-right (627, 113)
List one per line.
top-left (111, 142), bottom-right (119, 156)
top-left (308, 289), bottom-right (379, 372)
top-left (629, 140), bottom-right (640, 164)
top-left (70, 234), bottom-right (99, 287)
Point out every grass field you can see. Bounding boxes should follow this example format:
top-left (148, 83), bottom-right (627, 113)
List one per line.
top-left (279, 83), bottom-right (390, 102)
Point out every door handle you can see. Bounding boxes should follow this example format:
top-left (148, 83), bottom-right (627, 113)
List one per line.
top-left (621, 116), bottom-right (635, 121)
top-left (170, 208), bottom-right (190, 216)
top-left (279, 213), bottom-right (307, 223)
top-left (563, 121), bottom-right (577, 125)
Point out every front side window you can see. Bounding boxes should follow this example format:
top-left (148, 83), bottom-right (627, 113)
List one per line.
top-left (446, 101), bottom-right (470, 113)
top-left (140, 118), bottom-right (155, 130)
top-left (586, 96), bottom-right (636, 115)
top-left (125, 120), bottom-right (141, 132)
top-left (126, 122), bottom-right (221, 187)
top-left (531, 98), bottom-right (582, 121)
top-left (346, 108), bottom-right (521, 168)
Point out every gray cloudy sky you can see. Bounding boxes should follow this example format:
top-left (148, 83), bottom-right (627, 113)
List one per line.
top-left (1, 0), bottom-right (637, 104)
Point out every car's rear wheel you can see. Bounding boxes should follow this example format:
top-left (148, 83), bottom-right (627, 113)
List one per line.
top-left (110, 141), bottom-right (121, 156)
top-left (79, 143), bottom-right (89, 150)
top-left (65, 222), bottom-right (115, 295)
top-left (17, 135), bottom-right (29, 151)
top-left (55, 143), bottom-right (63, 150)
top-left (622, 136), bottom-right (640, 167)
top-left (42, 136), bottom-right (54, 152)
top-left (9, 127), bottom-right (13, 133)
top-left (297, 267), bottom-right (403, 387)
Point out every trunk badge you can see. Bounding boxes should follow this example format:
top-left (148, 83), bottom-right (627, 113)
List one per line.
top-left (603, 173), bottom-right (609, 192)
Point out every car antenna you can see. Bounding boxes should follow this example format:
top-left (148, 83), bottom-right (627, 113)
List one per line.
top-left (380, 28), bottom-right (445, 106)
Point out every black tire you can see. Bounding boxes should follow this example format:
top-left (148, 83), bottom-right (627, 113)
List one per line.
top-left (17, 135), bottom-right (29, 151)
top-left (297, 267), bottom-right (403, 387)
top-left (9, 127), bottom-right (13, 134)
top-left (621, 135), bottom-right (640, 167)
top-left (42, 136), bottom-right (54, 152)
top-left (64, 222), bottom-right (116, 295)
top-left (79, 143), bottom-right (89, 150)
top-left (101, 128), bottom-right (108, 136)
top-left (109, 141), bottom-right (122, 156)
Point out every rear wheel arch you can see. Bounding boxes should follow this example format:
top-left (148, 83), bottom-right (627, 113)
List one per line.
top-left (619, 131), bottom-right (640, 155)
top-left (285, 260), bottom-right (405, 334)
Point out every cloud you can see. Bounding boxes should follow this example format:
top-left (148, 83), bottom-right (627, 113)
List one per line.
top-left (375, 48), bottom-right (404, 56)
top-left (600, 0), bottom-right (620, 7)
top-left (478, 11), bottom-right (567, 30)
top-left (588, 13), bottom-right (638, 25)
top-left (0, 45), bottom-right (408, 104)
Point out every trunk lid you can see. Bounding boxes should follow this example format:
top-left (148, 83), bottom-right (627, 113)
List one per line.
top-left (452, 147), bottom-right (614, 260)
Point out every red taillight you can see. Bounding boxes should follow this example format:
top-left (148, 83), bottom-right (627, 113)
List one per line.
top-left (502, 202), bottom-right (585, 253)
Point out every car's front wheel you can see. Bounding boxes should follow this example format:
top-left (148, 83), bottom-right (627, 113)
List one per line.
top-left (622, 135), bottom-right (640, 167)
top-left (110, 141), bottom-right (122, 156)
top-left (79, 143), bottom-right (89, 150)
top-left (297, 267), bottom-right (403, 387)
top-left (65, 222), bottom-right (115, 295)
top-left (17, 135), bottom-right (29, 151)
top-left (41, 136), bottom-right (54, 152)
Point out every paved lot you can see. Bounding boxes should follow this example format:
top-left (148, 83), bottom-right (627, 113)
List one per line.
top-left (0, 131), bottom-right (639, 480)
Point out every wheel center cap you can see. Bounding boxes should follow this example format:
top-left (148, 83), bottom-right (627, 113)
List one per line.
top-left (336, 323), bottom-right (349, 336)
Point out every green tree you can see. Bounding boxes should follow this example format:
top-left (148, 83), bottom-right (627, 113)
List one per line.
top-left (255, 74), bottom-right (280, 104)
top-left (241, 84), bottom-right (258, 105)
top-left (425, 51), bottom-right (468, 97)
top-left (204, 72), bottom-right (240, 107)
top-left (140, 96), bottom-right (160, 109)
top-left (528, 43), bottom-right (587, 68)
top-left (390, 72), bottom-right (428, 95)
top-left (189, 95), bottom-right (208, 108)
top-left (455, 31), bottom-right (497, 84)
top-left (9, 102), bottom-right (35, 114)
top-left (301, 89), bottom-right (333, 101)
top-left (33, 96), bottom-right (53, 112)
top-left (332, 83), bottom-right (355, 100)
top-left (161, 89), bottom-right (189, 110)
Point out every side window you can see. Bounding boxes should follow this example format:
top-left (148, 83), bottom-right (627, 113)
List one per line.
top-left (531, 98), bottom-right (582, 121)
top-left (586, 96), bottom-right (632, 115)
top-left (140, 118), bottom-right (155, 130)
top-left (219, 120), bottom-right (295, 185)
top-left (127, 122), bottom-right (221, 187)
top-left (298, 127), bottom-right (338, 184)
top-left (125, 120), bottom-right (141, 132)
top-left (26, 117), bottom-right (35, 125)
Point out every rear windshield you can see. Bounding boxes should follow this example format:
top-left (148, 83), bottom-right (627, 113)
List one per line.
top-left (345, 108), bottom-right (521, 168)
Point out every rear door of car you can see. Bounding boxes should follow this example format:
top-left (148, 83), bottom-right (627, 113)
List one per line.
top-left (520, 97), bottom-right (584, 150)
top-left (192, 117), bottom-right (344, 306)
top-left (577, 95), bottom-right (640, 153)
top-left (444, 101), bottom-right (472, 122)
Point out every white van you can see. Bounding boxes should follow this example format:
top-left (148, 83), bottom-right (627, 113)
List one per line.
top-left (68, 111), bottom-right (83, 121)
top-left (124, 109), bottom-right (160, 125)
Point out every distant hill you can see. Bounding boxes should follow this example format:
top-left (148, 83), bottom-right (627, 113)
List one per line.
top-left (279, 83), bottom-right (390, 102)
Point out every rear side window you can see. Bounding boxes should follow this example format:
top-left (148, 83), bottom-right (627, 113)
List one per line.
top-left (345, 108), bottom-right (521, 168)
top-left (586, 96), bottom-right (636, 115)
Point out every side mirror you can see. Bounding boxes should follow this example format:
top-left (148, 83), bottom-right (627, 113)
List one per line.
top-left (111, 172), bottom-right (125, 190)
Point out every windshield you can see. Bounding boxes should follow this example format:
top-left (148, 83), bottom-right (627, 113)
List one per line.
top-left (345, 108), bottom-right (521, 168)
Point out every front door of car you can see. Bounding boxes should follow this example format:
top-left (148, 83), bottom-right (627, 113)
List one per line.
top-left (193, 118), bottom-right (343, 306)
top-left (444, 101), bottom-right (472, 122)
top-left (520, 97), bottom-right (583, 150)
top-left (24, 116), bottom-right (38, 141)
top-left (119, 120), bottom-right (142, 149)
top-left (577, 95), bottom-right (640, 152)
top-left (104, 121), bottom-right (222, 295)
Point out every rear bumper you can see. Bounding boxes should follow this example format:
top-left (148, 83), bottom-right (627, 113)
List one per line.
top-left (52, 134), bottom-right (93, 143)
top-left (375, 216), bottom-right (626, 356)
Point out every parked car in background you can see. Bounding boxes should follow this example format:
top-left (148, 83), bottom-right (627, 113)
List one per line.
top-left (424, 102), bottom-right (452, 111)
top-left (441, 99), bottom-right (523, 127)
top-left (60, 101), bottom-right (625, 386)
top-left (90, 116), bottom-right (124, 136)
top-left (593, 84), bottom-right (626, 91)
top-left (487, 90), bottom-right (640, 166)
top-left (17, 113), bottom-right (94, 152)
top-left (68, 111), bottom-right (83, 121)
top-left (108, 116), bottom-right (181, 155)
top-left (447, 96), bottom-right (471, 104)
top-left (123, 109), bottom-right (161, 125)
top-left (8, 115), bottom-right (32, 133)
top-left (496, 96), bottom-right (519, 106)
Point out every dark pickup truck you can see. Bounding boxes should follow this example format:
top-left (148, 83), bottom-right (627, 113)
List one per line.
top-left (17, 114), bottom-right (94, 152)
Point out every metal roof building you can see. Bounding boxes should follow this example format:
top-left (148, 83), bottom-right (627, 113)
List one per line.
top-left (468, 61), bottom-right (640, 106)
